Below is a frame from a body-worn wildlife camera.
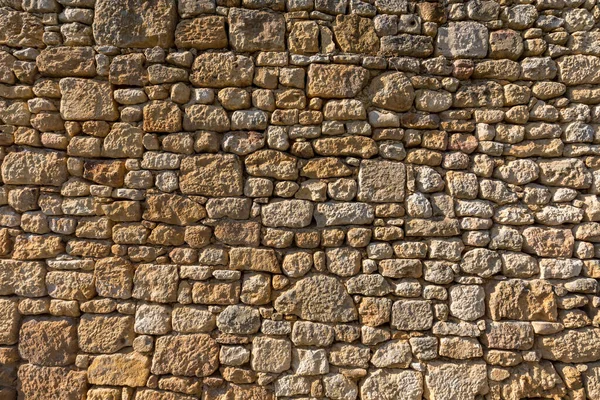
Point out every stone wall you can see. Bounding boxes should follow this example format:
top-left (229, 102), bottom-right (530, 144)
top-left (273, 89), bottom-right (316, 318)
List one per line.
top-left (1, 0), bottom-right (600, 398)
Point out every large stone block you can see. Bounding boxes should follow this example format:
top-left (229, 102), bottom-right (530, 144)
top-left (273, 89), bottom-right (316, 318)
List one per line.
top-left (262, 200), bottom-right (313, 228)
top-left (78, 314), bottom-right (135, 354)
top-left (180, 154), bottom-right (244, 196)
top-left (143, 194), bottom-right (206, 225)
top-left (307, 64), bottom-right (369, 98)
top-left (436, 21), bottom-right (489, 58)
top-left (391, 300), bottom-right (433, 330)
top-left (175, 16), bottom-right (227, 49)
top-left (37, 47), bottom-right (96, 77)
top-left (0, 8), bottom-right (44, 48)
top-left (190, 52), bottom-right (254, 88)
top-left (59, 78), bottom-right (118, 121)
top-left (251, 336), bottom-right (291, 373)
top-left (537, 327), bottom-right (600, 363)
top-left (151, 334), bottom-right (219, 377)
top-left (93, 0), bottom-right (177, 48)
top-left (132, 264), bottom-right (179, 303)
top-left (18, 365), bottom-right (87, 400)
top-left (557, 55), bottom-right (600, 85)
top-left (367, 71), bottom-right (414, 112)
top-left (275, 275), bottom-right (358, 323)
top-left (0, 260), bottom-right (46, 297)
top-left (2, 150), bottom-right (67, 186)
top-left (333, 14), bottom-right (379, 54)
top-left (361, 369), bottom-right (422, 400)
top-left (488, 279), bottom-right (557, 322)
top-left (425, 361), bottom-right (488, 400)
top-left (19, 317), bottom-right (78, 366)
top-left (88, 352), bottom-right (150, 387)
top-left (357, 160), bottom-right (406, 202)
top-left (228, 8), bottom-right (285, 52)
top-left (0, 298), bottom-right (19, 345)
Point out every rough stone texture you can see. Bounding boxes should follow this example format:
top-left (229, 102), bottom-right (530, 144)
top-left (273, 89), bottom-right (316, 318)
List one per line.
top-left (307, 64), bottom-right (369, 98)
top-left (151, 334), bottom-right (219, 377)
top-left (179, 154), bottom-right (244, 196)
top-left (1, 150), bottom-right (67, 186)
top-left (93, 0), bottom-right (177, 48)
top-left (59, 78), bottom-right (118, 121)
top-left (3, 1), bottom-right (600, 398)
top-left (425, 361), bottom-right (489, 400)
top-left (19, 317), bottom-right (78, 366)
top-left (274, 275), bottom-right (357, 323)
top-left (87, 352), bottom-right (150, 387)
top-left (18, 365), bottom-right (87, 400)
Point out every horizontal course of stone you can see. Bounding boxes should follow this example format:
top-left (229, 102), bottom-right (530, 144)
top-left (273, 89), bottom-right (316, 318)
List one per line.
top-left (2, 0), bottom-right (600, 398)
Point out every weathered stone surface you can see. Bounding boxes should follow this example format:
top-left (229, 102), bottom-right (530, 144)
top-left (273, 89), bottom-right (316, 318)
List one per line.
top-left (18, 365), bottom-right (87, 400)
top-left (314, 202), bottom-right (374, 226)
top-left (522, 227), bottom-right (574, 258)
top-left (0, 8), bottom-right (44, 48)
top-left (357, 160), bottom-right (405, 202)
top-left (0, 260), bottom-right (46, 297)
top-left (109, 54), bottom-right (147, 86)
top-left (19, 317), bottom-right (77, 366)
top-left (483, 321), bottom-right (534, 350)
top-left (334, 14), bottom-right (379, 54)
top-left (2, 150), bottom-right (67, 186)
top-left (449, 285), bottom-right (485, 321)
top-left (229, 247), bottom-right (280, 273)
top-left (93, 0), bottom-right (177, 48)
top-left (143, 101), bottom-right (182, 133)
top-left (495, 361), bottom-right (565, 399)
top-left (132, 264), bottom-right (179, 303)
top-left (274, 275), bottom-right (358, 323)
top-left (460, 248), bottom-right (501, 278)
top-left (245, 150), bottom-right (298, 180)
top-left (152, 334), bottom-right (219, 377)
top-left (557, 55), bottom-right (600, 85)
top-left (307, 64), bottom-right (369, 98)
top-left (537, 327), bottom-right (600, 363)
top-left (190, 52), bottom-right (253, 88)
top-left (0, 298), bottom-right (19, 345)
top-left (488, 279), bottom-right (557, 322)
top-left (46, 271), bottom-right (95, 300)
top-left (262, 200), bottom-right (313, 228)
top-left (37, 47), bottom-right (96, 77)
top-left (59, 78), bottom-right (118, 121)
top-left (538, 158), bottom-right (592, 189)
top-left (102, 123), bottom-right (144, 158)
top-left (425, 361), bottom-right (489, 400)
top-left (405, 219), bottom-right (461, 237)
top-left (88, 352), bottom-right (150, 387)
top-left (313, 136), bottom-right (378, 158)
top-left (180, 155), bottom-right (244, 196)
top-left (436, 22), bottom-right (488, 58)
top-left (370, 339), bottom-right (411, 368)
top-left (217, 304), bottom-right (260, 334)
top-left (361, 369), bottom-right (423, 400)
top-left (380, 34), bottom-right (433, 57)
top-left (251, 336), bottom-right (291, 373)
top-left (391, 300), bottom-right (433, 331)
top-left (368, 71), bottom-right (415, 112)
top-left (228, 8), bottom-right (285, 52)
top-left (144, 194), bottom-right (206, 225)
top-left (183, 105), bottom-right (230, 131)
top-left (175, 16), bottom-right (227, 49)
top-left (78, 314), bottom-right (134, 354)
top-left (192, 281), bottom-right (241, 305)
